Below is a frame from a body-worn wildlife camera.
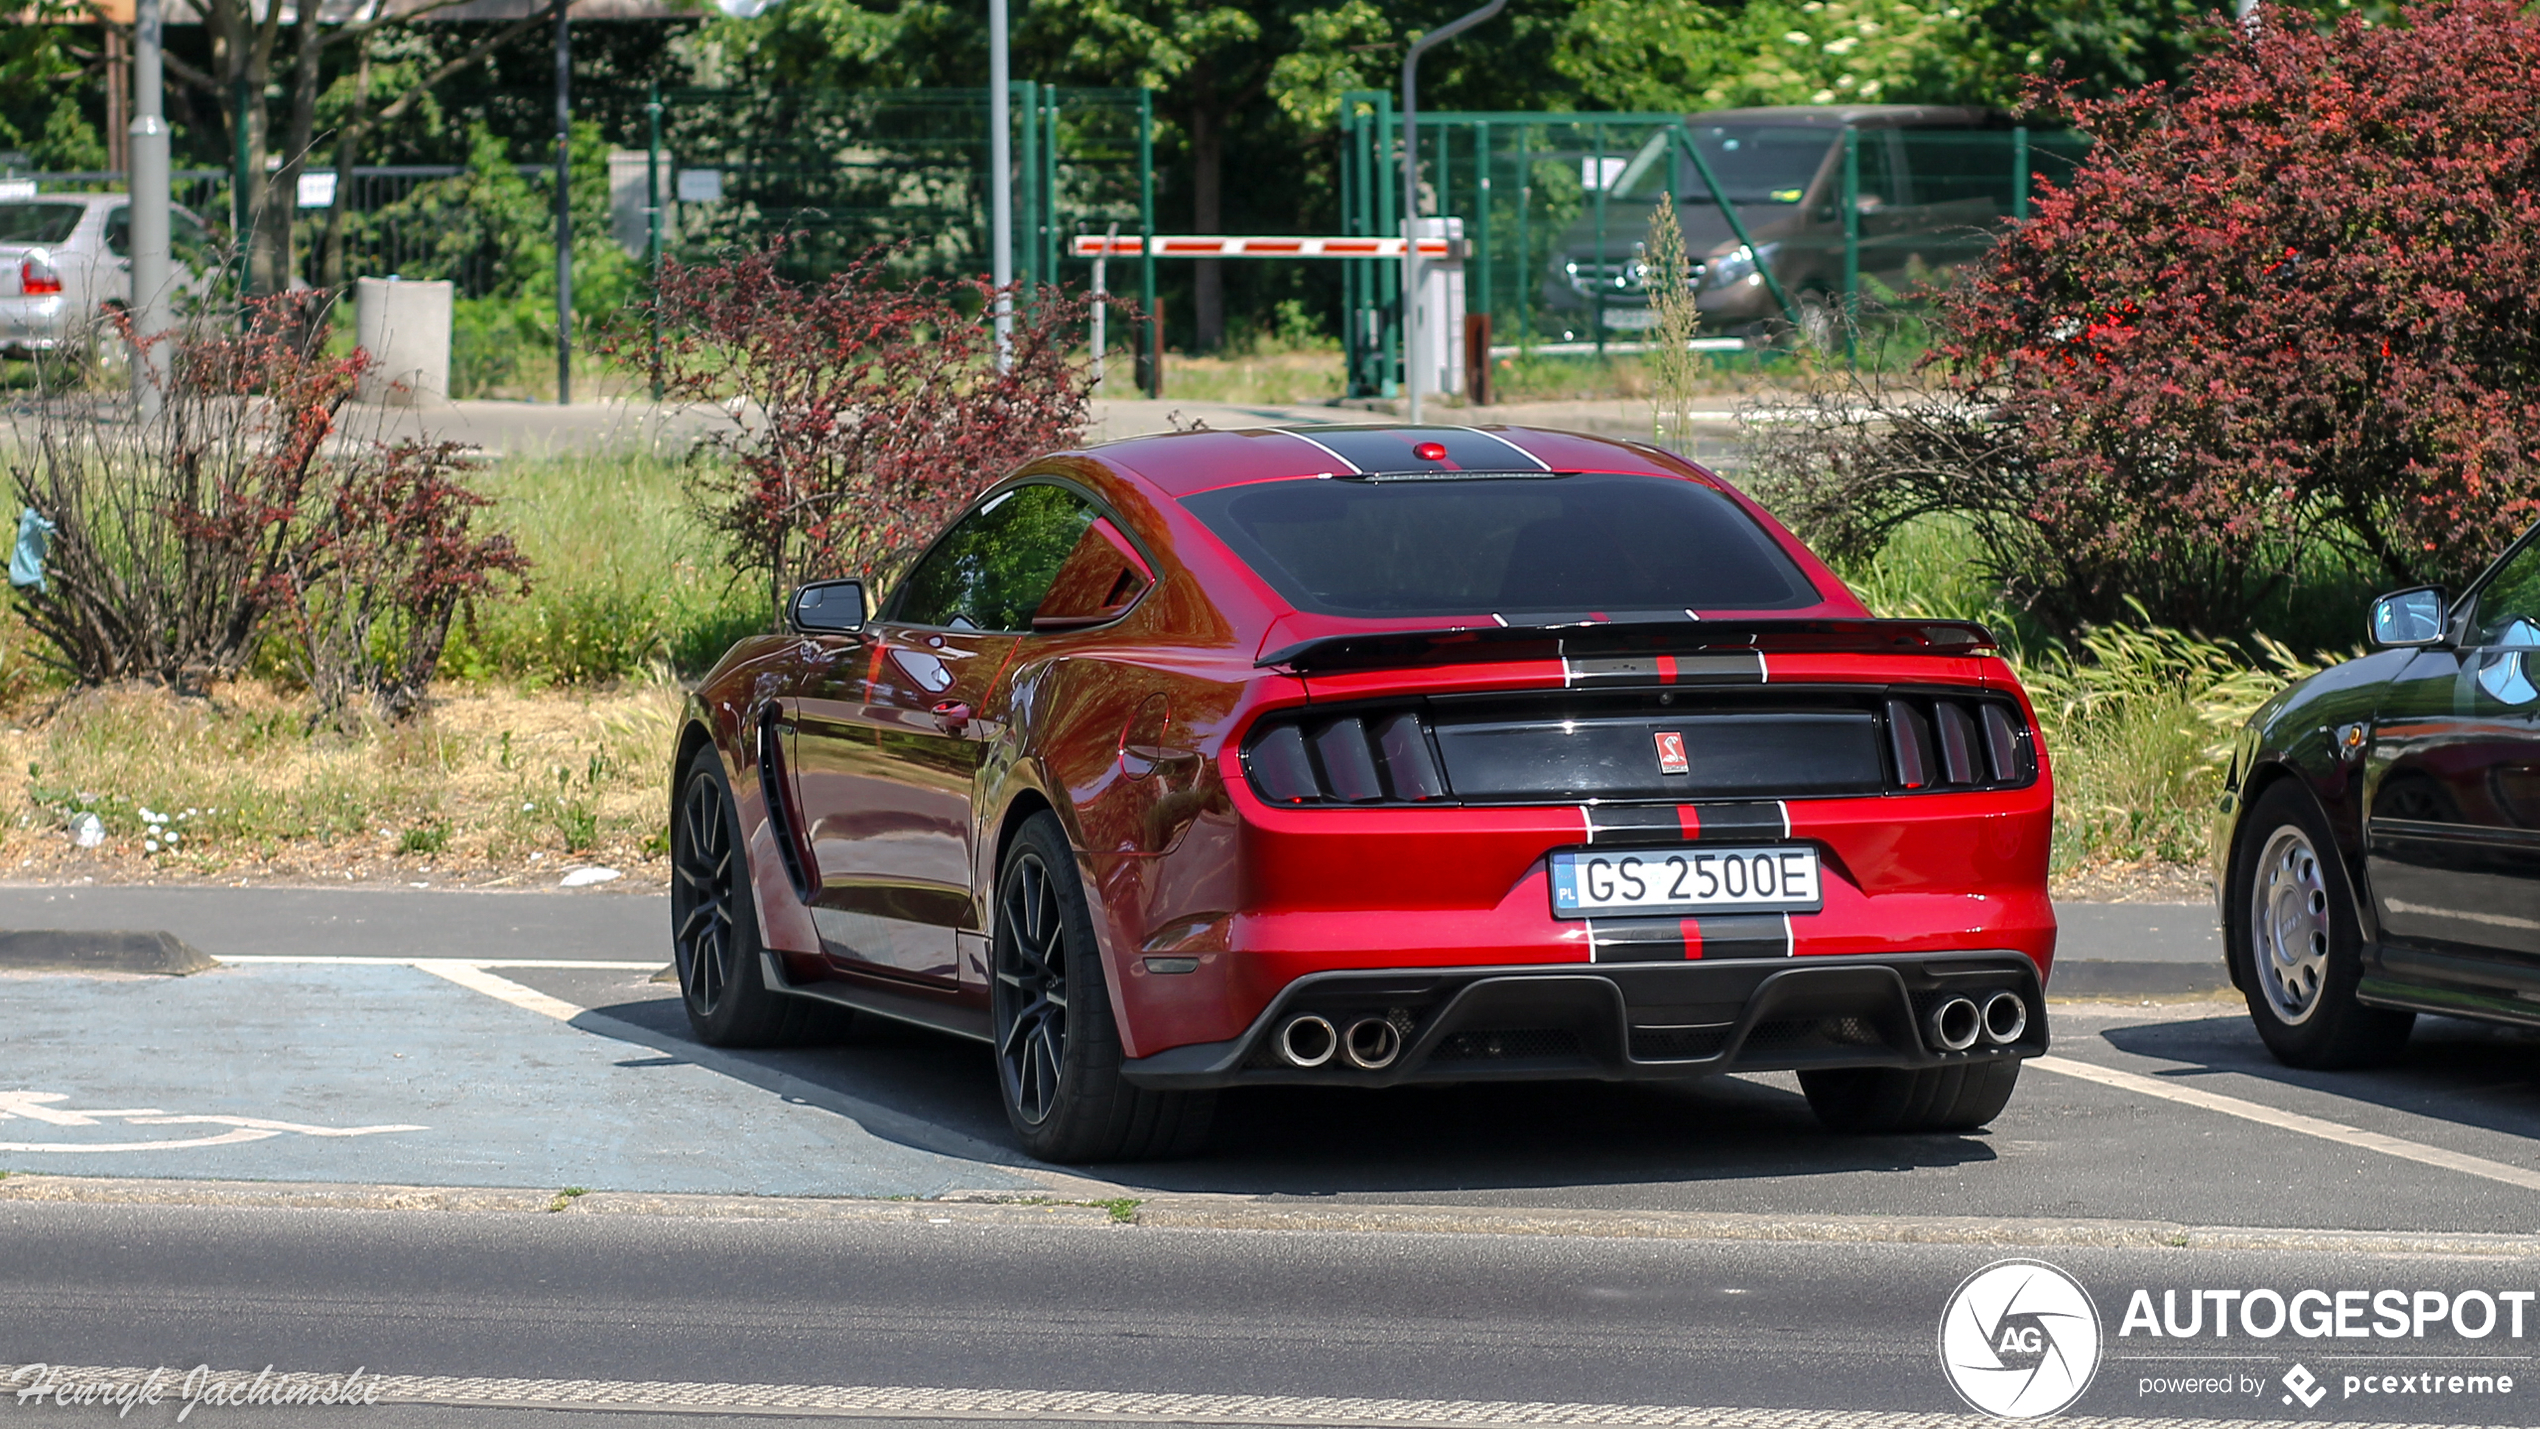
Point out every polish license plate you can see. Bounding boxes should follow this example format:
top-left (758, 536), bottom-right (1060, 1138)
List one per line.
top-left (1549, 845), bottom-right (1822, 918)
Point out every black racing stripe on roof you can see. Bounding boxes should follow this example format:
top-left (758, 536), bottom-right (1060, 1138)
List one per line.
top-left (1288, 426), bottom-right (1551, 475)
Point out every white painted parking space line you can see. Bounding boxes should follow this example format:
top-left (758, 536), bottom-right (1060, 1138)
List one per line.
top-left (2032, 1054), bottom-right (2540, 1193)
top-left (410, 960), bottom-right (588, 1022)
top-left (215, 956), bottom-right (663, 970)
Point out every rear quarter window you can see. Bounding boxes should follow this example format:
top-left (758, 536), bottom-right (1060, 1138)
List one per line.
top-left (1181, 472), bottom-right (1823, 619)
top-left (0, 202), bottom-right (87, 246)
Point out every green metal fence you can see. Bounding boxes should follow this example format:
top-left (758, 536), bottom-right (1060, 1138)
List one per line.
top-left (1335, 97), bottom-right (2088, 395)
top-left (644, 84), bottom-right (1154, 300)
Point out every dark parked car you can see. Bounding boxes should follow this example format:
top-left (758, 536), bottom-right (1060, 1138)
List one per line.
top-left (2217, 535), bottom-right (2540, 1065)
top-left (1540, 105), bottom-right (2082, 337)
top-left (669, 423), bottom-right (2058, 1162)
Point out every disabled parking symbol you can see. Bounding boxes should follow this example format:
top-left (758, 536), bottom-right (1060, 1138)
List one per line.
top-left (0, 1091), bottom-right (425, 1152)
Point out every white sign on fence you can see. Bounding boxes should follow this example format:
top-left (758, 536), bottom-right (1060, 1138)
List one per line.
top-left (675, 168), bottom-right (724, 203)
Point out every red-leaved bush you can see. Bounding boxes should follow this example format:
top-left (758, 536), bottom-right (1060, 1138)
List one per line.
top-left (1761, 0), bottom-right (2540, 635)
top-left (622, 244), bottom-right (1103, 611)
top-left (9, 295), bottom-right (529, 716)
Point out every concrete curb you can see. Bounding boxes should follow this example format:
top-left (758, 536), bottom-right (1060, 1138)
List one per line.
top-left (0, 929), bottom-right (214, 975)
top-left (6, 1174), bottom-right (2536, 1255)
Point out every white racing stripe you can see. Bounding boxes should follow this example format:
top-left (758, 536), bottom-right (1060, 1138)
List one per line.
top-left (409, 960), bottom-right (587, 1023)
top-left (0, 1365), bottom-right (2429, 1428)
top-left (2032, 1055), bottom-right (2540, 1193)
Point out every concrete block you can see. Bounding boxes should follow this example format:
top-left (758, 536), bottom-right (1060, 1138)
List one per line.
top-left (354, 275), bottom-right (453, 406)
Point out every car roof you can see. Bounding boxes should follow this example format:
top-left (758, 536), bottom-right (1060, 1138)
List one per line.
top-left (0, 193), bottom-right (123, 208)
top-left (1083, 424), bottom-right (1693, 499)
top-left (1688, 105), bottom-right (2011, 129)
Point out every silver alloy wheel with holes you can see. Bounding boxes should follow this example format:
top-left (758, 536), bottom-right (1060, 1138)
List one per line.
top-left (672, 770), bottom-right (736, 1017)
top-left (2251, 823), bottom-right (2331, 1024)
top-left (995, 849), bottom-right (1070, 1125)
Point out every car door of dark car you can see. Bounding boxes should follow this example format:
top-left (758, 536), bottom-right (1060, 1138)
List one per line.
top-left (788, 483), bottom-right (1101, 983)
top-left (2366, 540), bottom-right (2540, 983)
top-left (1894, 128), bottom-right (2011, 276)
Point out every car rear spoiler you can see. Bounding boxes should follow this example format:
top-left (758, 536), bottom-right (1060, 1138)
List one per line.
top-left (1255, 618), bottom-right (2000, 673)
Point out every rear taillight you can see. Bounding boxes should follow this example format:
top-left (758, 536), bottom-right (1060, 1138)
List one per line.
top-left (1885, 695), bottom-right (2035, 790)
top-left (20, 253), bottom-right (61, 296)
top-left (1245, 711), bottom-right (1450, 806)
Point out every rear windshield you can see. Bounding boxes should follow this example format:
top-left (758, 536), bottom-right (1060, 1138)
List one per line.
top-left (1181, 472), bottom-right (1822, 619)
top-left (0, 201), bottom-right (86, 246)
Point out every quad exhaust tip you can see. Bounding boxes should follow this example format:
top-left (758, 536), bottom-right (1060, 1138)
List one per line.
top-left (1343, 1016), bottom-right (1402, 1071)
top-left (1926, 996), bottom-right (1982, 1053)
top-left (1278, 1014), bottom-right (1337, 1068)
top-left (1982, 990), bottom-right (2028, 1045)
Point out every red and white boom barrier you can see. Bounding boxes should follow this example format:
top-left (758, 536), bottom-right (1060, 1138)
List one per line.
top-left (1068, 234), bottom-right (1460, 260)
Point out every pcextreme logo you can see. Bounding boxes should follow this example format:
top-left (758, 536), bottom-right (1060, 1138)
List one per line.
top-left (1939, 1259), bottom-right (2104, 1419)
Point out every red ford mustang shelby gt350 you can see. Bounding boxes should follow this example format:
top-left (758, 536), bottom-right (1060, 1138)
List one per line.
top-left (668, 424), bottom-right (2056, 1161)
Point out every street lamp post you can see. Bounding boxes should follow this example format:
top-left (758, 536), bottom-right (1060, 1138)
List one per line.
top-left (1399, 0), bottom-right (1504, 424)
top-left (129, 0), bottom-right (173, 419)
top-left (989, 0), bottom-right (1013, 371)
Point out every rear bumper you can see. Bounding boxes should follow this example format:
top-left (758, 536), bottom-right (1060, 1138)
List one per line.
top-left (1118, 949), bottom-right (2045, 1090)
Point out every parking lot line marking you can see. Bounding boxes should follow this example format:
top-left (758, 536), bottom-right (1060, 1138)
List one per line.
top-left (410, 960), bottom-right (586, 1022)
top-left (2032, 1054), bottom-right (2540, 1193)
top-left (215, 956), bottom-right (662, 970)
top-left (4, 1363), bottom-right (2421, 1428)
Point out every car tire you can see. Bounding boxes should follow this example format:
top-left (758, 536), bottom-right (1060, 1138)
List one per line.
top-left (992, 811), bottom-right (1214, 1163)
top-left (2227, 780), bottom-right (2413, 1069)
top-left (671, 746), bottom-right (835, 1048)
top-left (1798, 1060), bottom-right (2021, 1134)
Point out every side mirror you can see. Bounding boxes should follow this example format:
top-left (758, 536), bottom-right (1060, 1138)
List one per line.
top-left (788, 578), bottom-right (865, 634)
top-left (2369, 586), bottom-right (2446, 647)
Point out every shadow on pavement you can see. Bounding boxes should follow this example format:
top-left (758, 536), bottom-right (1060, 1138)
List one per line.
top-left (2099, 1008), bottom-right (2540, 1144)
top-left (584, 992), bottom-right (2002, 1195)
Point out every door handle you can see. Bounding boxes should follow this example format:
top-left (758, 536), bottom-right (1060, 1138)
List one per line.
top-left (931, 700), bottom-right (973, 733)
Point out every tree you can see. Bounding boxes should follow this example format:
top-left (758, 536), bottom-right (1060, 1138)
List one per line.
top-left (149, 0), bottom-right (551, 303)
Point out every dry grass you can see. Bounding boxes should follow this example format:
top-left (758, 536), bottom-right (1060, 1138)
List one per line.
top-left (1, 679), bottom-right (683, 890)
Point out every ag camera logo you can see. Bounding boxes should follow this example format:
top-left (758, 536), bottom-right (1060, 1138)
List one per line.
top-left (1939, 1259), bottom-right (2103, 1418)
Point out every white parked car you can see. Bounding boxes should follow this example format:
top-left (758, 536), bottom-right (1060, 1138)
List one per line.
top-left (0, 192), bottom-right (214, 358)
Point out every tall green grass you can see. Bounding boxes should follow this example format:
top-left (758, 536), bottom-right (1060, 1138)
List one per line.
top-left (446, 452), bottom-right (767, 684)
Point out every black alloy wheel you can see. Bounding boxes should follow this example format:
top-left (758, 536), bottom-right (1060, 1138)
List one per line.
top-left (989, 811), bottom-right (1213, 1162)
top-left (995, 845), bottom-right (1071, 1126)
top-left (669, 747), bottom-right (827, 1048)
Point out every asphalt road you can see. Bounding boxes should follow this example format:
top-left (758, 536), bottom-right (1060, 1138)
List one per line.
top-left (2, 886), bottom-right (2535, 1235)
top-left (9, 886), bottom-right (2540, 1428)
top-left (6, 1203), bottom-right (2539, 1427)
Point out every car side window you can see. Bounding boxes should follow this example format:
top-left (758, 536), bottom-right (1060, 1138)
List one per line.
top-left (2474, 541), bottom-right (2540, 647)
top-left (889, 484), bottom-right (1101, 632)
top-left (104, 205), bottom-right (128, 258)
top-left (171, 210), bottom-right (212, 269)
top-left (1897, 129), bottom-right (2011, 212)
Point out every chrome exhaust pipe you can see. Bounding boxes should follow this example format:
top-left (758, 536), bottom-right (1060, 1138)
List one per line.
top-left (1981, 991), bottom-right (2028, 1046)
top-left (1926, 996), bottom-right (1982, 1053)
top-left (1342, 1016), bottom-right (1402, 1071)
top-left (1278, 1014), bottom-right (1337, 1068)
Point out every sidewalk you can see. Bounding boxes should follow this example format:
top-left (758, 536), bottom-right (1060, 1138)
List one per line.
top-left (337, 392), bottom-right (1746, 465)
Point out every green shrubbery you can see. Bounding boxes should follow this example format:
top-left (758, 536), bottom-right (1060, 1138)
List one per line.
top-left (440, 453), bottom-right (767, 685)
